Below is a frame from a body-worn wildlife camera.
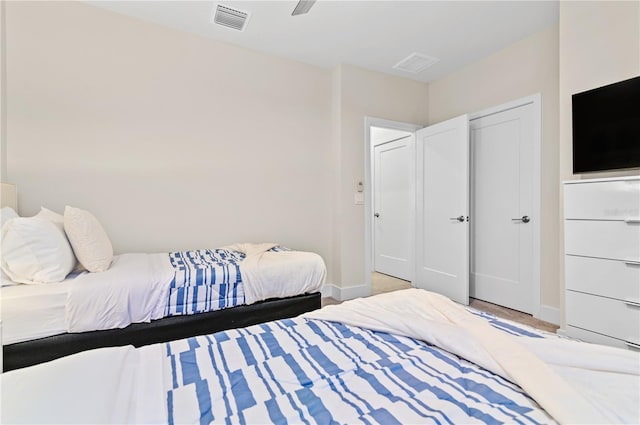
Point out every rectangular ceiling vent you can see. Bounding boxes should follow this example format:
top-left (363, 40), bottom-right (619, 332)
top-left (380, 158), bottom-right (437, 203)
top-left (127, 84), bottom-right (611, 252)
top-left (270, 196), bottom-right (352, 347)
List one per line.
top-left (393, 53), bottom-right (440, 74)
top-left (212, 4), bottom-right (250, 31)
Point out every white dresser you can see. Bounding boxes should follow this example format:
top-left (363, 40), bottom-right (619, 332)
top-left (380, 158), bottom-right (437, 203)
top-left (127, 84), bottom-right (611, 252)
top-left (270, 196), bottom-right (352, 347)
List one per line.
top-left (564, 176), bottom-right (640, 350)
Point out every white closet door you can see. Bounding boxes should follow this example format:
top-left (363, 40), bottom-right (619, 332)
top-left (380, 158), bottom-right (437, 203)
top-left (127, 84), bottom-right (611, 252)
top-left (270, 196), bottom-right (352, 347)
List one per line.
top-left (470, 103), bottom-right (534, 313)
top-left (415, 115), bottom-right (469, 305)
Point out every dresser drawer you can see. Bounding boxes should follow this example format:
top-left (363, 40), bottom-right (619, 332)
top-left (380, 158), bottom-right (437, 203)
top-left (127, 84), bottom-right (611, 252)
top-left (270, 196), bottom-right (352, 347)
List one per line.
top-left (566, 326), bottom-right (640, 351)
top-left (565, 255), bottom-right (640, 301)
top-left (564, 220), bottom-right (640, 260)
top-left (566, 290), bottom-right (640, 345)
top-left (564, 178), bottom-right (640, 220)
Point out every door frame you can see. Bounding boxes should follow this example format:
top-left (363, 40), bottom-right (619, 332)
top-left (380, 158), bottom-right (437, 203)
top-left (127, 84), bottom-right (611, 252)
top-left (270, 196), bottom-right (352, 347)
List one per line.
top-left (364, 117), bottom-right (423, 291)
top-left (469, 93), bottom-right (542, 318)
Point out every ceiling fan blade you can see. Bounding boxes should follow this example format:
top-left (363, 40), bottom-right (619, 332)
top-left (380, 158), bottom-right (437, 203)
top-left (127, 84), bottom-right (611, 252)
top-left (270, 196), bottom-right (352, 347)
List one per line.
top-left (292, 0), bottom-right (317, 16)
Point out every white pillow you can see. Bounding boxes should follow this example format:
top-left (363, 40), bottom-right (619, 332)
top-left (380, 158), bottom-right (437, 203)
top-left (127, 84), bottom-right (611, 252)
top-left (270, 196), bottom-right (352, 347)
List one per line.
top-left (36, 207), bottom-right (64, 230)
top-left (36, 206), bottom-right (85, 272)
top-left (1, 207), bottom-right (20, 286)
top-left (1, 206), bottom-right (19, 228)
top-left (64, 206), bottom-right (113, 272)
top-left (1, 217), bottom-right (76, 284)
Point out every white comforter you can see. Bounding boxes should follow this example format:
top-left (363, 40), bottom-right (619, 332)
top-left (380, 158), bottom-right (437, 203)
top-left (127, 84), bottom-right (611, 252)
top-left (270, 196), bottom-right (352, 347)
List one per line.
top-left (303, 289), bottom-right (640, 425)
top-left (1, 344), bottom-right (166, 424)
top-left (67, 253), bottom-right (174, 332)
top-left (67, 244), bottom-right (326, 333)
top-left (223, 242), bottom-right (326, 305)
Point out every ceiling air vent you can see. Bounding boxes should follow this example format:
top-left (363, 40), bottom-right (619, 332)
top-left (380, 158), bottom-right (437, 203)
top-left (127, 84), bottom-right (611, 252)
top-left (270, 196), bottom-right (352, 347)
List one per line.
top-left (393, 53), bottom-right (440, 74)
top-left (212, 4), bottom-right (250, 31)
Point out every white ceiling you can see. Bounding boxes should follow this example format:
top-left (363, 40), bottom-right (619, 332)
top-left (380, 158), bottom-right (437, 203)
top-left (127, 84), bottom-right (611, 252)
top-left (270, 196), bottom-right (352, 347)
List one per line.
top-left (88, 0), bottom-right (559, 83)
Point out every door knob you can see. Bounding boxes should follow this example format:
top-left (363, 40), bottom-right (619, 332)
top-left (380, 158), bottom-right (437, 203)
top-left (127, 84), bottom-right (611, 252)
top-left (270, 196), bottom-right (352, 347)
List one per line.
top-left (449, 215), bottom-right (465, 222)
top-left (374, 213), bottom-right (380, 218)
top-left (511, 215), bottom-right (530, 223)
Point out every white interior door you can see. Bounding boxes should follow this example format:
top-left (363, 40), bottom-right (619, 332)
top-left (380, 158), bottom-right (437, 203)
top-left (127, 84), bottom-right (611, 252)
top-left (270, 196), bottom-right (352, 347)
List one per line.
top-left (416, 115), bottom-right (469, 305)
top-left (373, 136), bottom-right (412, 280)
top-left (470, 103), bottom-right (534, 313)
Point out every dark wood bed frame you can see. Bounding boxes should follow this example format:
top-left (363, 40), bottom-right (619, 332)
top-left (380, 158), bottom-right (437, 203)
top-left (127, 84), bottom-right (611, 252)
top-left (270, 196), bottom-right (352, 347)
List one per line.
top-left (2, 292), bottom-right (321, 372)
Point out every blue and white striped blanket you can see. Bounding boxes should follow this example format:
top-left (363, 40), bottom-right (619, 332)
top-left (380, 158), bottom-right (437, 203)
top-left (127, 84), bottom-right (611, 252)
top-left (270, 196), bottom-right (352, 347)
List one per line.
top-left (165, 247), bottom-right (290, 317)
top-left (66, 246), bottom-right (323, 334)
top-left (164, 315), bottom-right (554, 424)
top-left (163, 288), bottom-right (640, 424)
top-left (165, 249), bottom-right (246, 317)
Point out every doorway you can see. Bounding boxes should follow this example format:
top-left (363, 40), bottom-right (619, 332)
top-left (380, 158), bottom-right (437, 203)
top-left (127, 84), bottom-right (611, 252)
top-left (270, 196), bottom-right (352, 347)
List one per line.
top-left (372, 127), bottom-right (413, 280)
top-left (365, 118), bottom-right (422, 289)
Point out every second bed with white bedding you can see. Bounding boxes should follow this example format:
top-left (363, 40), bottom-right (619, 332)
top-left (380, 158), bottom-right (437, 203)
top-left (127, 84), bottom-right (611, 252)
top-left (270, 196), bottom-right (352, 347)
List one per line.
top-left (1, 243), bottom-right (325, 345)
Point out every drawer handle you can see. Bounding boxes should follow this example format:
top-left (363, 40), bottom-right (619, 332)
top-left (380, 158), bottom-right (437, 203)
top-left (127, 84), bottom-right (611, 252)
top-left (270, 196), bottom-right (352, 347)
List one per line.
top-left (624, 260), bottom-right (640, 266)
top-left (625, 341), bottom-right (640, 350)
top-left (623, 299), bottom-right (640, 308)
top-left (624, 217), bottom-right (640, 224)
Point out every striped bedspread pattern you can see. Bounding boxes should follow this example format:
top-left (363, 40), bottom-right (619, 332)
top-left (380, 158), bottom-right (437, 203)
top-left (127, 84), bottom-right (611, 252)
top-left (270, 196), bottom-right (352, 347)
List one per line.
top-left (165, 249), bottom-right (246, 317)
top-left (165, 246), bottom-right (291, 317)
top-left (164, 313), bottom-right (554, 424)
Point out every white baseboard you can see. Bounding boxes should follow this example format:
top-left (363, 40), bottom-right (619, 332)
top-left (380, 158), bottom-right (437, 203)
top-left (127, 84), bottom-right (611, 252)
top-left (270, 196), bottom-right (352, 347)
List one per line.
top-left (535, 304), bottom-right (560, 326)
top-left (320, 284), bottom-right (339, 299)
top-left (321, 283), bottom-right (370, 301)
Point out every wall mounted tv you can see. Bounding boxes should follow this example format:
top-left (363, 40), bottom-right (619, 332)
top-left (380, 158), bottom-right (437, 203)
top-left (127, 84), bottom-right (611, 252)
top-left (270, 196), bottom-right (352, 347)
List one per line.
top-left (572, 75), bottom-right (640, 173)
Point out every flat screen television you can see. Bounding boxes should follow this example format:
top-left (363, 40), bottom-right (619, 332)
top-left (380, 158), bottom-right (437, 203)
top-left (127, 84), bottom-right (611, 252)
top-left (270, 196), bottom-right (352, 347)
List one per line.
top-left (572, 75), bottom-right (640, 173)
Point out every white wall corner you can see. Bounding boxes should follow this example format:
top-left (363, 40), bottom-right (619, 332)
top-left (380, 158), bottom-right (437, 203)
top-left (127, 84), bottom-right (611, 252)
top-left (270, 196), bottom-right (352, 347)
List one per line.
top-left (320, 283), bottom-right (339, 299)
top-left (320, 283), bottom-right (370, 301)
top-left (535, 304), bottom-right (560, 326)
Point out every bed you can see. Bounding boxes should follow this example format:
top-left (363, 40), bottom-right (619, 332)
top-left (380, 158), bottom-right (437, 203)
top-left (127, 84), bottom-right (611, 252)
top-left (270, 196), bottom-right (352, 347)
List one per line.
top-left (2, 288), bottom-right (638, 424)
top-left (1, 205), bottom-right (326, 371)
top-left (1, 243), bottom-right (325, 371)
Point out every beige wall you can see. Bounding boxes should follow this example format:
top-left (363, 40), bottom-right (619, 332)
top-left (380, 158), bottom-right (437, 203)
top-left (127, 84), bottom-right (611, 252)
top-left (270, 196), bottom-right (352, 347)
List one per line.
top-left (334, 64), bottom-right (428, 289)
top-left (428, 25), bottom-right (560, 311)
top-left (558, 1), bottom-right (639, 324)
top-left (3, 2), bottom-right (431, 292)
top-left (5, 2), bottom-right (334, 273)
top-left (1, 0), bottom-right (6, 182)
top-left (12, 1), bottom-right (634, 309)
top-left (558, 1), bottom-right (639, 182)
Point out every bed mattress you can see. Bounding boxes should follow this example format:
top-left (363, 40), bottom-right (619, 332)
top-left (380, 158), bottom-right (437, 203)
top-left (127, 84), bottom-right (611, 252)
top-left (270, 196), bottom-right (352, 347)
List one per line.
top-left (1, 274), bottom-right (79, 345)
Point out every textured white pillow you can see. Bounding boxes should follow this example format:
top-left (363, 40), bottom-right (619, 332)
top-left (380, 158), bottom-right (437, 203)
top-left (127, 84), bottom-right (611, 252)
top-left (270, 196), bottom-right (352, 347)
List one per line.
top-left (1, 217), bottom-right (76, 284)
top-left (64, 206), bottom-right (113, 272)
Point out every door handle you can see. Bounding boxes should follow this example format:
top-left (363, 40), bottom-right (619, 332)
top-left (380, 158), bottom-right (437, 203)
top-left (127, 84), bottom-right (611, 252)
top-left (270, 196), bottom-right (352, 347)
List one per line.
top-left (374, 213), bottom-right (380, 218)
top-left (449, 215), bottom-right (465, 222)
top-left (511, 215), bottom-right (530, 223)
